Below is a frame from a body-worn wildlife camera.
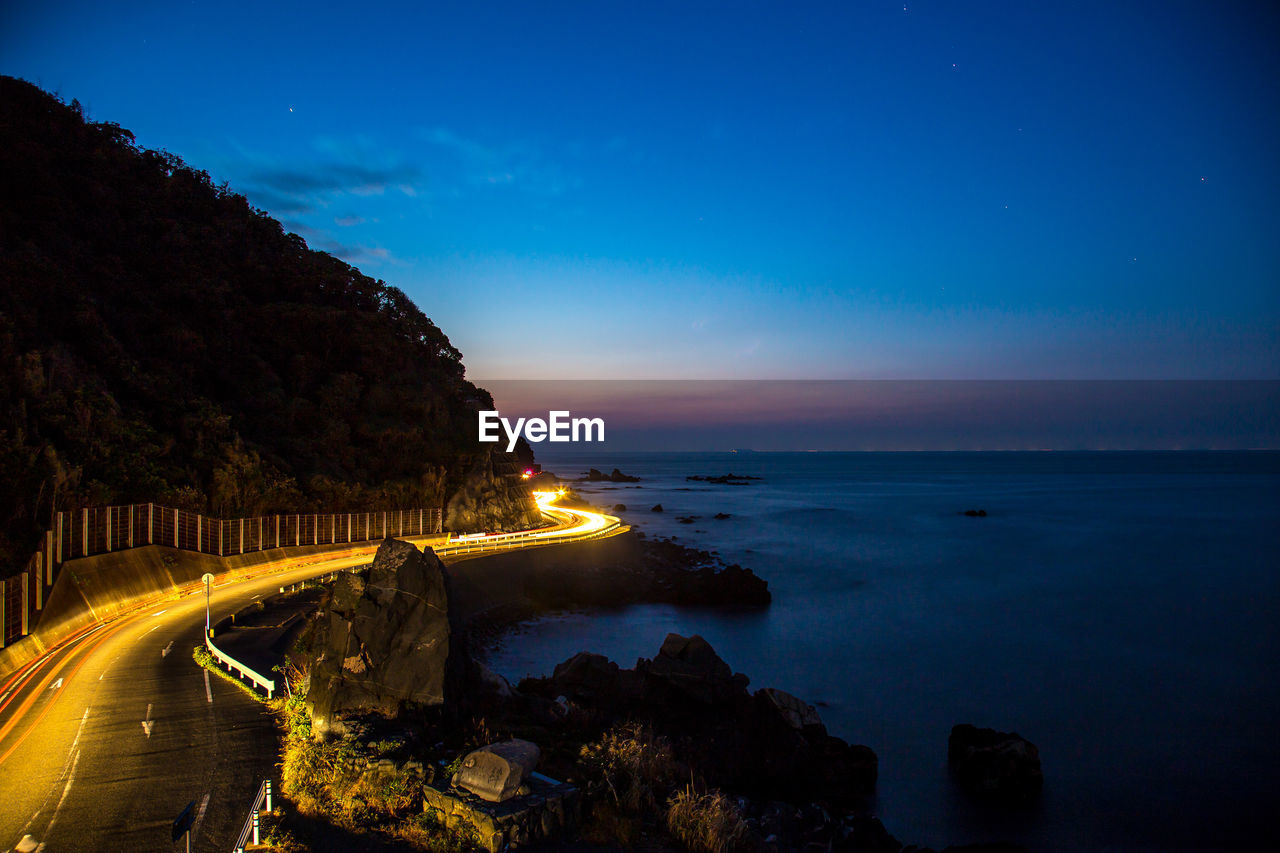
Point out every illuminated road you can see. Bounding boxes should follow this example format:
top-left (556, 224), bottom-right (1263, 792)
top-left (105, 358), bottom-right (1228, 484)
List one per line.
top-left (0, 492), bottom-right (622, 851)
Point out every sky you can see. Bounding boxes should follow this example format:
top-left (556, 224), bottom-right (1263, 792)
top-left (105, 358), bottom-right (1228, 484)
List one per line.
top-left (4, 0), bottom-right (1278, 382)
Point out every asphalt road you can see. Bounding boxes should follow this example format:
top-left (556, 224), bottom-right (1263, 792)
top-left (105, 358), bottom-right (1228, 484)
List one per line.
top-left (0, 493), bottom-right (623, 851)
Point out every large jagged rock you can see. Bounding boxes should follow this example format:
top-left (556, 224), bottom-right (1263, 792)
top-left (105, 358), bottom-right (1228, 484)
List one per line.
top-left (447, 449), bottom-right (544, 533)
top-left (307, 538), bottom-right (458, 735)
top-left (948, 724), bottom-right (1043, 801)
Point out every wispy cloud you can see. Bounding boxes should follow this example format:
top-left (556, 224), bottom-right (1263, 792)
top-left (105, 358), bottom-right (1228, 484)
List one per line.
top-left (281, 219), bottom-right (393, 266)
top-left (334, 215), bottom-right (366, 227)
top-left (419, 127), bottom-right (577, 196)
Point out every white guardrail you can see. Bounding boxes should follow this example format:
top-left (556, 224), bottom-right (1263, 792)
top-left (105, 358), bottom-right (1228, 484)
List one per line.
top-left (205, 632), bottom-right (276, 699)
top-left (434, 518), bottom-right (624, 556)
top-left (233, 779), bottom-right (272, 852)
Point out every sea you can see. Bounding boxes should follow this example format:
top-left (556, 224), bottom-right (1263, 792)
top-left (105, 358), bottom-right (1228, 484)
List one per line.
top-left (480, 451), bottom-right (1279, 852)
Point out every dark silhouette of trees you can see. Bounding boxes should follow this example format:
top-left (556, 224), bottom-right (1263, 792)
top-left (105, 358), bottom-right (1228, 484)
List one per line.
top-left (0, 76), bottom-right (497, 571)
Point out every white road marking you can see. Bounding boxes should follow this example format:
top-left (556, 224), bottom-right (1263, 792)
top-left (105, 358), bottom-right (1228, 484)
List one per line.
top-left (141, 703), bottom-right (154, 738)
top-left (203, 669), bottom-right (212, 703)
top-left (191, 792), bottom-right (211, 839)
top-left (143, 624), bottom-right (161, 636)
top-left (16, 708), bottom-right (90, 839)
top-left (48, 678), bottom-right (62, 691)
top-left (152, 610), bottom-right (167, 617)
top-left (33, 747), bottom-right (79, 851)
top-left (161, 641), bottom-right (173, 657)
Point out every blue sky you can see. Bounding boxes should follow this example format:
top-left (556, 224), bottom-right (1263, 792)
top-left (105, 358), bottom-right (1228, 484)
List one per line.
top-left (5, 0), bottom-right (1278, 379)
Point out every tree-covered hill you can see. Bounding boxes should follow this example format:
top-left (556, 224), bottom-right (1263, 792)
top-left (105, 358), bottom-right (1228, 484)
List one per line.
top-left (0, 76), bottom-right (523, 572)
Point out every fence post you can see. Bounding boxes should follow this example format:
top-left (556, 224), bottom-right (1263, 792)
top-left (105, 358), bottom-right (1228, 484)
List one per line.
top-left (106, 506), bottom-right (112, 552)
top-left (82, 509), bottom-right (89, 557)
top-left (128, 505), bottom-right (134, 548)
top-left (275, 515), bottom-right (280, 549)
top-left (347, 514), bottom-right (352, 543)
top-left (148, 503), bottom-right (154, 545)
top-left (197, 515), bottom-right (202, 553)
top-left (240, 519), bottom-right (245, 554)
top-left (56, 512), bottom-right (63, 564)
top-left (266, 779), bottom-right (272, 812)
top-left (34, 555), bottom-right (43, 611)
top-left (45, 531), bottom-right (54, 584)
top-left (174, 508), bottom-right (179, 548)
top-left (252, 807), bottom-right (259, 846)
top-left (20, 572), bottom-right (29, 636)
top-left (0, 579), bottom-right (6, 648)
top-left (219, 519), bottom-right (225, 556)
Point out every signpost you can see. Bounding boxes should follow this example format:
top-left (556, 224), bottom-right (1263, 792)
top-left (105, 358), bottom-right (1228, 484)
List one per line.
top-left (201, 572), bottom-right (215, 637)
top-left (172, 799), bottom-right (196, 851)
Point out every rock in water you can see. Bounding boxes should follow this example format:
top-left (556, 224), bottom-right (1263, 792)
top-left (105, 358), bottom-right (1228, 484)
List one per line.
top-left (948, 723), bottom-right (1043, 800)
top-left (307, 538), bottom-right (456, 735)
top-left (452, 739), bottom-right (541, 802)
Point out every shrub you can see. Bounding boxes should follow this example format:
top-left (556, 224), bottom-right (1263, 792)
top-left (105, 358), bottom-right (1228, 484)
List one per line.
top-left (665, 785), bottom-right (751, 853)
top-left (579, 721), bottom-right (682, 813)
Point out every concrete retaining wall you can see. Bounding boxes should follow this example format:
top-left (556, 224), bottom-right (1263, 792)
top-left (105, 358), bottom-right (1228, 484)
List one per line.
top-left (0, 535), bottom-right (446, 678)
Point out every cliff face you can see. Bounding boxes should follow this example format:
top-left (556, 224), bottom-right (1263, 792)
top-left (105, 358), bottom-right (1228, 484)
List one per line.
top-left (0, 76), bottom-right (527, 569)
top-left (446, 450), bottom-right (544, 534)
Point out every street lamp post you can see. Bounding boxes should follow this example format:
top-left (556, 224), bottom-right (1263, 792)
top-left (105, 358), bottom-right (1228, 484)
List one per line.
top-left (201, 572), bottom-right (215, 637)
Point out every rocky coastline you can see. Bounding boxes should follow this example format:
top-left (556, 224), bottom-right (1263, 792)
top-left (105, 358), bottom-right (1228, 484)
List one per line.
top-left (251, 536), bottom-right (1033, 852)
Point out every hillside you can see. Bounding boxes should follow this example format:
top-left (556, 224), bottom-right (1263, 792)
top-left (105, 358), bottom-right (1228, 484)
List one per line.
top-left (0, 76), bottom-right (534, 572)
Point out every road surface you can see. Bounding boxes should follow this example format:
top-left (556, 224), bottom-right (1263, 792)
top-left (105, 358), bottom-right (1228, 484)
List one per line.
top-left (0, 492), bottom-right (621, 851)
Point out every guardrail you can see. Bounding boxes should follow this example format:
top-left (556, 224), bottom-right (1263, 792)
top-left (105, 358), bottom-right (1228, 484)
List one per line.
top-left (205, 632), bottom-right (276, 699)
top-left (435, 517), bottom-right (624, 557)
top-left (233, 779), bottom-right (272, 852)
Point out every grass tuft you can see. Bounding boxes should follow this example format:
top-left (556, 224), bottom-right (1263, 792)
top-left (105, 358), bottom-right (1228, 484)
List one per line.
top-left (665, 784), bottom-right (751, 853)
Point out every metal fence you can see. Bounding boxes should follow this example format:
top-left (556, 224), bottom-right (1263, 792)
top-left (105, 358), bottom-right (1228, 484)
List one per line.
top-left (1, 504), bottom-right (442, 648)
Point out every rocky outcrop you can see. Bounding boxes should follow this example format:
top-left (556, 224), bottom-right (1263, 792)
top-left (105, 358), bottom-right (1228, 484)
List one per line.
top-left (687, 473), bottom-right (762, 484)
top-left (581, 467), bottom-right (641, 482)
top-left (948, 724), bottom-right (1042, 800)
top-left (305, 538), bottom-right (460, 735)
top-left (446, 450), bottom-right (544, 533)
top-left (520, 634), bottom-right (876, 805)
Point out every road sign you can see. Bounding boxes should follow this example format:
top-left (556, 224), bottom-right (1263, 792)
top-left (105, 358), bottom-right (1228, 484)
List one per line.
top-left (172, 799), bottom-right (196, 841)
top-left (201, 572), bottom-right (215, 585)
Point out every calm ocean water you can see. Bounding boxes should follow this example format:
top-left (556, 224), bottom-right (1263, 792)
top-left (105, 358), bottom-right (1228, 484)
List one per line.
top-left (482, 451), bottom-right (1280, 852)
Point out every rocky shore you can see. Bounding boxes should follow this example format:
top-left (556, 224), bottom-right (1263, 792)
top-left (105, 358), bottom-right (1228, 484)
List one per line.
top-left (446, 530), bottom-right (771, 647)
top-left (248, 538), bottom-right (1030, 852)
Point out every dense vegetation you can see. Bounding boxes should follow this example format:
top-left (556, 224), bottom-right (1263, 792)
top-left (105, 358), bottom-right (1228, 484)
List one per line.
top-left (0, 76), bottom-right (506, 572)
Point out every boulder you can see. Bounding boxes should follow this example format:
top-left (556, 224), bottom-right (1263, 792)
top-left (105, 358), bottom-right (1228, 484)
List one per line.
top-left (306, 538), bottom-right (459, 735)
top-left (759, 687), bottom-right (823, 731)
top-left (612, 504), bottom-right (626, 512)
top-left (639, 633), bottom-right (750, 704)
top-left (452, 739), bottom-right (541, 802)
top-left (651, 503), bottom-right (664, 512)
top-left (948, 724), bottom-right (1042, 800)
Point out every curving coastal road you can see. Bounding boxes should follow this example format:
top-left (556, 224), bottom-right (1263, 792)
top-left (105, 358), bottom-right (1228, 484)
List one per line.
top-left (0, 492), bottom-right (622, 852)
